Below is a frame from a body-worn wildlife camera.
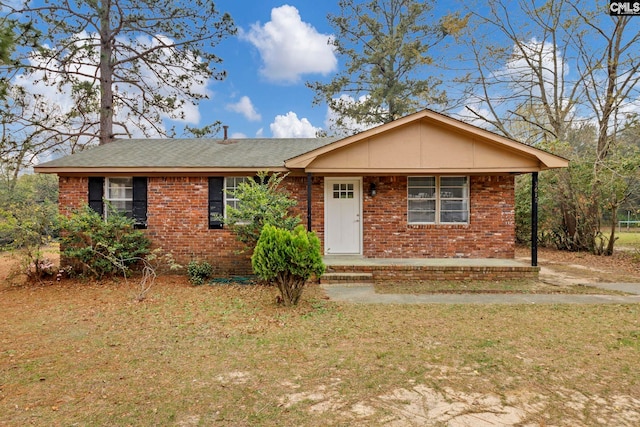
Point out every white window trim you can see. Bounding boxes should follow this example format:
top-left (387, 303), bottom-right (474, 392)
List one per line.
top-left (407, 176), bottom-right (469, 225)
top-left (104, 177), bottom-right (133, 218)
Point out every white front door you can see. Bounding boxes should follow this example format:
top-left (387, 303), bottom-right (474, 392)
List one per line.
top-left (325, 178), bottom-right (362, 254)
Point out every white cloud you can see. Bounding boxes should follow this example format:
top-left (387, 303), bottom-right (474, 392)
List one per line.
top-left (256, 128), bottom-right (264, 137)
top-left (227, 96), bottom-right (262, 121)
top-left (241, 5), bottom-right (337, 84)
top-left (498, 38), bottom-right (568, 98)
top-left (230, 132), bottom-right (247, 139)
top-left (270, 112), bottom-right (320, 137)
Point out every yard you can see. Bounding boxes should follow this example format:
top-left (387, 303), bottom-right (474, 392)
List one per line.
top-left (1, 245), bottom-right (639, 426)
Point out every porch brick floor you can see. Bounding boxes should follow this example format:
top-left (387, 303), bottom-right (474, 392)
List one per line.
top-left (323, 256), bottom-right (530, 268)
top-left (321, 256), bottom-right (538, 283)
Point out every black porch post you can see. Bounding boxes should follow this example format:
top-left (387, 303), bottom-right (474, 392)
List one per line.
top-left (307, 173), bottom-right (313, 231)
top-left (531, 171), bottom-right (539, 267)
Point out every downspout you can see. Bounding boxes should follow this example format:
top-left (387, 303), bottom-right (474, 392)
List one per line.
top-left (307, 172), bottom-right (313, 231)
top-left (531, 172), bottom-right (538, 267)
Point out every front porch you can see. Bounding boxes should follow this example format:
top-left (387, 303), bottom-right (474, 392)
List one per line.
top-left (321, 256), bottom-right (539, 283)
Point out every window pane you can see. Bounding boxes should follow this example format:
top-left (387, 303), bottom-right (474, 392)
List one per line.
top-left (107, 178), bottom-right (133, 199)
top-left (409, 200), bottom-right (436, 211)
top-left (441, 211), bottom-right (468, 223)
top-left (333, 182), bottom-right (355, 199)
top-left (408, 176), bottom-right (468, 224)
top-left (109, 187), bottom-right (132, 199)
top-left (408, 199), bottom-right (436, 224)
top-left (440, 187), bottom-right (466, 198)
top-left (408, 211), bottom-right (435, 223)
top-left (441, 177), bottom-right (467, 187)
top-left (105, 178), bottom-right (133, 217)
top-left (225, 177), bottom-right (251, 223)
top-left (409, 176), bottom-right (436, 187)
top-left (441, 200), bottom-right (467, 211)
top-left (226, 177), bottom-right (250, 192)
top-left (408, 188), bottom-right (436, 198)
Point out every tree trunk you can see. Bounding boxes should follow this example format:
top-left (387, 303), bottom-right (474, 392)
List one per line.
top-left (605, 204), bottom-right (618, 256)
top-left (276, 271), bottom-right (306, 306)
top-left (98, 0), bottom-right (114, 145)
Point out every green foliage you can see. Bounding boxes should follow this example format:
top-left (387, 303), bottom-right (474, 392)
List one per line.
top-left (0, 200), bottom-right (58, 281)
top-left (225, 171), bottom-right (301, 249)
top-left (308, 0), bottom-right (467, 134)
top-left (252, 224), bottom-right (325, 306)
top-left (0, 174), bottom-right (59, 281)
top-left (60, 205), bottom-right (151, 279)
top-left (187, 260), bottom-right (213, 286)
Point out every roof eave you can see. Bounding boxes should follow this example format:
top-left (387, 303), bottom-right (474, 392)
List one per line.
top-left (34, 166), bottom-right (290, 175)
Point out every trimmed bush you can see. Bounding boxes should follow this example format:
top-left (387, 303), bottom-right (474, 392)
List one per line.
top-left (252, 224), bottom-right (325, 306)
top-left (60, 205), bottom-right (151, 279)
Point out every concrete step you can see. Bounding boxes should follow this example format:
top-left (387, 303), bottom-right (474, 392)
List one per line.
top-left (321, 272), bottom-right (373, 284)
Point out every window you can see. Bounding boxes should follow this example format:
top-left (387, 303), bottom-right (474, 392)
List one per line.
top-left (408, 176), bottom-right (468, 224)
top-left (105, 177), bottom-right (133, 217)
top-left (332, 182), bottom-right (354, 199)
top-left (209, 176), bottom-right (253, 229)
top-left (88, 177), bottom-right (147, 228)
top-left (224, 177), bottom-right (251, 212)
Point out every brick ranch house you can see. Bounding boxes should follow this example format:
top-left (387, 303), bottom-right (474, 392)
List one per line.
top-left (36, 109), bottom-right (568, 281)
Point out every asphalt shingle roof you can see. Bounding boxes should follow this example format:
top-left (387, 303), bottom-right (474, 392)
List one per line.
top-left (37, 137), bottom-right (339, 169)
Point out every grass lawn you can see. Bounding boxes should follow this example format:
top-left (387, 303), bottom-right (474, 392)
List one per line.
top-left (615, 231), bottom-right (640, 250)
top-left (2, 277), bottom-right (640, 426)
top-left (374, 279), bottom-right (629, 295)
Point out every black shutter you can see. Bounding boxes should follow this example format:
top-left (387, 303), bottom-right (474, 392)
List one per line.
top-left (132, 177), bottom-right (148, 229)
top-left (209, 177), bottom-right (224, 229)
top-left (88, 177), bottom-right (104, 215)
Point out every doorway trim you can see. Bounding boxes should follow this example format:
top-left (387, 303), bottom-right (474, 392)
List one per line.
top-left (324, 177), bottom-right (363, 255)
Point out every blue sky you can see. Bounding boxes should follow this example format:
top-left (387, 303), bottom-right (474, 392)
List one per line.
top-left (11, 0), bottom-right (636, 146)
top-left (207, 1), bottom-right (346, 139)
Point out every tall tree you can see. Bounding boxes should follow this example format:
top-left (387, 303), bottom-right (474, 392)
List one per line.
top-left (457, 0), bottom-right (640, 255)
top-left (2, 0), bottom-right (235, 146)
top-left (308, 0), bottom-right (467, 134)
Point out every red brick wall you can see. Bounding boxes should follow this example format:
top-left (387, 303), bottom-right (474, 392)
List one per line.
top-left (58, 176), bottom-right (89, 215)
top-left (361, 175), bottom-right (515, 258)
top-left (144, 177), bottom-right (251, 275)
top-left (59, 176), bottom-right (252, 275)
top-left (282, 175), bottom-right (325, 248)
top-left (57, 174), bottom-right (515, 274)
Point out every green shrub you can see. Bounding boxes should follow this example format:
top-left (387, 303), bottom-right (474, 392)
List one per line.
top-left (225, 171), bottom-right (301, 250)
top-left (60, 205), bottom-right (151, 279)
top-left (251, 224), bottom-right (325, 306)
top-left (187, 260), bottom-right (213, 285)
top-left (0, 200), bottom-right (58, 281)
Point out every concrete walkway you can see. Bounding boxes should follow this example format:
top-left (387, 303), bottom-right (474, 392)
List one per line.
top-left (321, 282), bottom-right (640, 304)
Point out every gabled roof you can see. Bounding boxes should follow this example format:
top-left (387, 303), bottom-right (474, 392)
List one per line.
top-left (285, 109), bottom-right (568, 173)
top-left (35, 109), bottom-right (568, 175)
